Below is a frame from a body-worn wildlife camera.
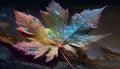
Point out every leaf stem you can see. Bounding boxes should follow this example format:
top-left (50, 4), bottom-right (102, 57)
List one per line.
top-left (60, 49), bottom-right (76, 69)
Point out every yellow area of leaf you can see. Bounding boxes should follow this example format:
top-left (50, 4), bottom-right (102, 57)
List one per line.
top-left (33, 34), bottom-right (55, 45)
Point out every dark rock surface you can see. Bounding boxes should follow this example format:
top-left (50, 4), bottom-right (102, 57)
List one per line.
top-left (0, 46), bottom-right (13, 69)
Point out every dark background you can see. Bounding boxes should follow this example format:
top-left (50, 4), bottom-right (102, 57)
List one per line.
top-left (0, 0), bottom-right (120, 10)
top-left (0, 0), bottom-right (120, 5)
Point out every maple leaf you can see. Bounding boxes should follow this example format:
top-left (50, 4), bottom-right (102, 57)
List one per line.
top-left (11, 1), bottom-right (108, 67)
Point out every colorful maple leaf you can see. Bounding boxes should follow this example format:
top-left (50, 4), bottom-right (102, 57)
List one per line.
top-left (10, 1), bottom-right (109, 68)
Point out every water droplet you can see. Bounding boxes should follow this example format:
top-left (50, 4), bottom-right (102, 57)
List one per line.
top-left (30, 18), bottom-right (36, 24)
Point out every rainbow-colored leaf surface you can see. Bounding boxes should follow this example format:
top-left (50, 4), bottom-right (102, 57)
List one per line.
top-left (12, 1), bottom-right (107, 62)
